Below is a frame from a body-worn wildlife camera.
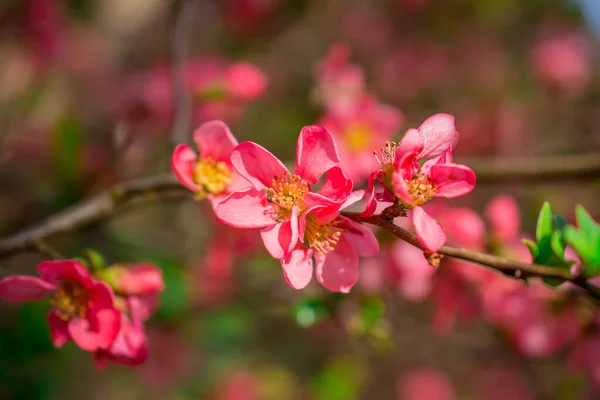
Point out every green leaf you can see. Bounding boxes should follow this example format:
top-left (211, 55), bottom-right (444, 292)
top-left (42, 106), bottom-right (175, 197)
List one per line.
top-left (536, 202), bottom-right (553, 243)
top-left (552, 214), bottom-right (568, 231)
top-left (550, 230), bottom-right (566, 260)
top-left (575, 205), bottom-right (598, 241)
top-left (565, 226), bottom-right (594, 264)
top-left (522, 239), bottom-right (539, 260)
top-left (81, 248), bottom-right (105, 271)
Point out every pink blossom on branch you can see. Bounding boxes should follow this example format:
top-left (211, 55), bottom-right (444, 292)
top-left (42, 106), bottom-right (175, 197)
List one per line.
top-left (215, 126), bottom-right (378, 292)
top-left (362, 113), bottom-right (476, 252)
top-left (171, 120), bottom-right (251, 208)
top-left (0, 260), bottom-right (120, 352)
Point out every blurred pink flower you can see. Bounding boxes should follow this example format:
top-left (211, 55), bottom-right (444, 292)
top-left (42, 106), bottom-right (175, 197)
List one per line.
top-left (0, 260), bottom-right (120, 352)
top-left (390, 240), bottom-right (436, 301)
top-left (120, 58), bottom-right (267, 135)
top-left (319, 95), bottom-right (403, 182)
top-left (485, 195), bottom-right (521, 243)
top-left (313, 43), bottom-right (365, 113)
top-left (397, 368), bottom-right (455, 400)
top-left (530, 32), bottom-right (593, 94)
top-left (171, 120), bottom-right (251, 209)
top-left (214, 371), bottom-right (259, 400)
top-left (26, 0), bottom-right (65, 67)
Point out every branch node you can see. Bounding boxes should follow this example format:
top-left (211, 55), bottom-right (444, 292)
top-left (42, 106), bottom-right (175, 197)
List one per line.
top-left (380, 201), bottom-right (407, 221)
top-left (425, 251), bottom-right (443, 268)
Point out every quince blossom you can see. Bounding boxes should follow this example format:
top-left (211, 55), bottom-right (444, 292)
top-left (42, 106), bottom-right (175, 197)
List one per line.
top-left (171, 120), bottom-right (250, 208)
top-left (215, 126), bottom-right (378, 292)
top-left (0, 260), bottom-right (120, 352)
top-left (363, 113), bottom-right (476, 252)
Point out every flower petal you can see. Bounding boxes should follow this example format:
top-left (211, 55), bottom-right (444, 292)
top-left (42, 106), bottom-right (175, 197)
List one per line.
top-left (430, 163), bottom-right (476, 198)
top-left (38, 260), bottom-right (92, 286)
top-left (281, 246), bottom-right (314, 289)
top-left (417, 113), bottom-right (459, 159)
top-left (88, 281), bottom-right (116, 311)
top-left (412, 206), bottom-right (446, 252)
top-left (338, 217), bottom-right (379, 257)
top-left (397, 128), bottom-right (423, 157)
top-left (294, 125), bottom-right (340, 184)
top-left (260, 206), bottom-right (299, 259)
top-left (315, 239), bottom-right (359, 293)
top-left (193, 120), bottom-right (238, 161)
top-left (230, 142), bottom-right (289, 189)
top-left (391, 170), bottom-right (414, 206)
top-left (0, 276), bottom-right (57, 303)
top-left (215, 188), bottom-right (275, 228)
top-left (360, 170), bottom-right (383, 217)
top-left (68, 308), bottom-right (121, 352)
top-left (317, 166), bottom-right (353, 202)
top-left (48, 311), bottom-right (70, 348)
top-left (170, 144), bottom-right (202, 192)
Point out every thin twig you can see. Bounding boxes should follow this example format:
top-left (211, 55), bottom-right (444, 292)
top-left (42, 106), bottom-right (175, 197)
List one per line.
top-left (341, 212), bottom-right (600, 301)
top-left (170, 0), bottom-right (198, 147)
top-left (459, 152), bottom-right (600, 183)
top-left (0, 174), bottom-right (186, 259)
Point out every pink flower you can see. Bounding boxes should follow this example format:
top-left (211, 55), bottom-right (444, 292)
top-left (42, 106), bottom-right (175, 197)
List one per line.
top-left (171, 120), bottom-right (250, 208)
top-left (397, 368), bottom-right (455, 400)
top-left (224, 62), bottom-right (267, 100)
top-left (94, 297), bottom-right (148, 368)
top-left (0, 260), bottom-right (120, 352)
top-left (100, 264), bottom-right (165, 297)
top-left (319, 95), bottom-right (403, 182)
top-left (362, 113), bottom-right (475, 252)
top-left (216, 126), bottom-right (378, 291)
top-left (485, 195), bottom-right (520, 243)
top-left (530, 32), bottom-right (592, 94)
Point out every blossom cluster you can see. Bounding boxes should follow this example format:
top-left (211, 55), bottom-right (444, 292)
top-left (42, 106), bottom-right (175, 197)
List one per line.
top-left (171, 109), bottom-right (475, 292)
top-left (0, 259), bottom-right (164, 368)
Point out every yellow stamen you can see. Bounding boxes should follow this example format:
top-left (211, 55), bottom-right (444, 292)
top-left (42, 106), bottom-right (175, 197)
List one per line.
top-left (194, 157), bottom-right (233, 199)
top-left (265, 174), bottom-right (310, 221)
top-left (374, 141), bottom-right (397, 166)
top-left (304, 214), bottom-right (343, 255)
top-left (408, 173), bottom-right (436, 205)
top-left (49, 281), bottom-right (89, 321)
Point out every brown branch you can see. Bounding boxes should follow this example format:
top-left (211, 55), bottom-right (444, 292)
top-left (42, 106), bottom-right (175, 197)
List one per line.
top-left (459, 152), bottom-right (600, 183)
top-left (0, 174), bottom-right (186, 259)
top-left (341, 212), bottom-right (600, 301)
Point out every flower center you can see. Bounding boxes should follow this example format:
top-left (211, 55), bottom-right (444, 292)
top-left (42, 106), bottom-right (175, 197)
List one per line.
top-left (194, 157), bottom-right (233, 199)
top-left (265, 174), bottom-right (310, 221)
top-left (344, 124), bottom-right (371, 152)
top-left (304, 214), bottom-right (343, 255)
top-left (408, 173), bottom-right (437, 206)
top-left (49, 280), bottom-right (90, 321)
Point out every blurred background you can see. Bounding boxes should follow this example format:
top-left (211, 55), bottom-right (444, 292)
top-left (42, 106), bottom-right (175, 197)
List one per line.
top-left (1, 0), bottom-right (600, 399)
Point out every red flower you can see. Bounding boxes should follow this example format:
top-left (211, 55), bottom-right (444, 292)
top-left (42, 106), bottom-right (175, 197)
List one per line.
top-left (0, 260), bottom-right (120, 352)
